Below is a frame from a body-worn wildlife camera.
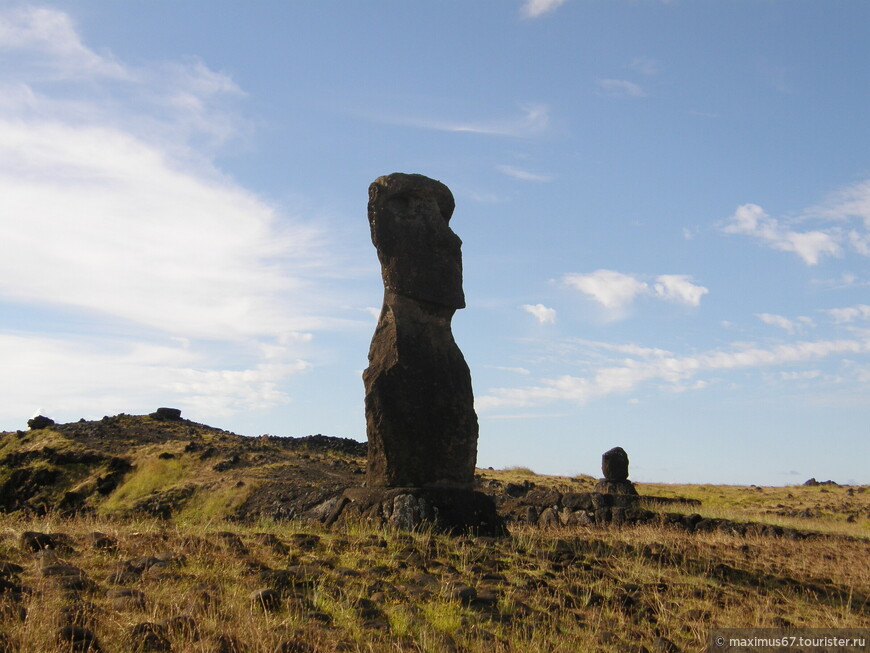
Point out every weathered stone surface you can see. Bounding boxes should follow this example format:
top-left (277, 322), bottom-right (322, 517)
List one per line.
top-left (594, 479), bottom-right (639, 496)
top-left (602, 446), bottom-right (630, 481)
top-left (27, 415), bottom-right (55, 430)
top-left (363, 173), bottom-right (478, 490)
top-left (150, 407), bottom-right (182, 421)
top-left (313, 487), bottom-right (506, 537)
top-left (367, 173), bottom-right (463, 308)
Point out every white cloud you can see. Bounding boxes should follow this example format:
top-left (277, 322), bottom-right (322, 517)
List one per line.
top-left (653, 275), bottom-right (709, 306)
top-left (781, 370), bottom-right (821, 381)
top-left (756, 313), bottom-right (814, 333)
top-left (497, 165), bottom-right (552, 182)
top-left (630, 57), bottom-right (660, 76)
top-left (0, 7), bottom-right (128, 80)
top-left (522, 303), bottom-right (557, 324)
top-left (478, 335), bottom-right (870, 410)
top-left (520, 0), bottom-right (569, 19)
top-left (400, 103), bottom-right (549, 138)
top-left (722, 203), bottom-right (841, 265)
top-left (563, 270), bottom-right (708, 314)
top-left (563, 270), bottom-right (648, 310)
top-left (0, 119), bottom-right (325, 340)
top-left (0, 332), bottom-right (309, 425)
top-left (825, 305), bottom-right (870, 324)
top-left (596, 79), bottom-right (646, 99)
top-left (0, 6), bottom-right (339, 424)
top-left (808, 178), bottom-right (870, 229)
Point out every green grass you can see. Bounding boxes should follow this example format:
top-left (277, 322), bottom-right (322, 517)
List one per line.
top-left (99, 455), bottom-right (191, 512)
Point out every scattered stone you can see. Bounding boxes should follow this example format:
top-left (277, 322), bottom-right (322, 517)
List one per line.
top-left (20, 531), bottom-right (55, 552)
top-left (59, 601), bottom-right (101, 629)
top-left (129, 622), bottom-right (172, 652)
top-left (598, 631), bottom-right (618, 645)
top-left (150, 407), bottom-right (182, 421)
top-left (446, 582), bottom-right (477, 604)
top-left (249, 588), bottom-right (281, 612)
top-left (107, 587), bottom-right (147, 611)
top-left (215, 532), bottom-right (249, 555)
top-left (0, 561), bottom-right (23, 578)
top-left (212, 634), bottom-right (246, 653)
top-left (273, 641), bottom-right (316, 653)
top-left (254, 533), bottom-right (289, 555)
top-left (27, 415), bottom-right (55, 430)
top-left (289, 533), bottom-right (320, 551)
top-left (85, 532), bottom-right (117, 551)
top-left (159, 615), bottom-right (200, 641)
top-left (56, 625), bottom-right (100, 652)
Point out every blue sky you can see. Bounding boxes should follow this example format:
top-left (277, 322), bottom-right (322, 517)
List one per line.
top-left (1, 1), bottom-right (868, 485)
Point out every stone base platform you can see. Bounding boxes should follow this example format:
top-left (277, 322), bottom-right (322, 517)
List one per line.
top-left (593, 479), bottom-right (639, 495)
top-left (308, 487), bottom-right (507, 537)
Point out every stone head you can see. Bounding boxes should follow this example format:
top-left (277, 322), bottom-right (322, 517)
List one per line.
top-left (368, 173), bottom-right (465, 309)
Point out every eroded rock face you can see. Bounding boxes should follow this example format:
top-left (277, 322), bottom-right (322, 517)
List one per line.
top-left (363, 174), bottom-right (478, 489)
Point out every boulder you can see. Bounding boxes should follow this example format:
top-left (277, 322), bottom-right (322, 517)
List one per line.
top-left (27, 415), bottom-right (55, 430)
top-left (150, 407), bottom-right (182, 421)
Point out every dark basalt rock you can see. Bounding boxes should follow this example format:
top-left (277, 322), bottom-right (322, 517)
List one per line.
top-left (310, 487), bottom-right (506, 537)
top-left (596, 446), bottom-right (637, 496)
top-left (363, 174), bottom-right (478, 490)
top-left (602, 446), bottom-right (630, 481)
top-left (27, 415), bottom-right (55, 430)
top-left (150, 407), bottom-right (182, 421)
top-left (594, 479), bottom-right (639, 496)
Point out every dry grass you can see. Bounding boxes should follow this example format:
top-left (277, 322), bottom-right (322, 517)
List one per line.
top-left (0, 505), bottom-right (867, 653)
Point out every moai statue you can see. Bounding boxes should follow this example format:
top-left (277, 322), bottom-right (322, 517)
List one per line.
top-left (595, 446), bottom-right (638, 495)
top-left (363, 173), bottom-right (478, 489)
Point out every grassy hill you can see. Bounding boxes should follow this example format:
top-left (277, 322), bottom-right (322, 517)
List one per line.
top-left (0, 413), bottom-right (867, 652)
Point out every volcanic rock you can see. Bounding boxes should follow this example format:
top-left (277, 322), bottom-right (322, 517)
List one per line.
top-left (27, 415), bottom-right (55, 430)
top-left (602, 446), bottom-right (630, 481)
top-left (363, 173), bottom-right (478, 490)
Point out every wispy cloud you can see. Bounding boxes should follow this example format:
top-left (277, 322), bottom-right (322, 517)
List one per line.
top-left (562, 270), bottom-right (708, 316)
top-left (652, 275), bottom-right (709, 306)
top-left (563, 270), bottom-right (648, 310)
top-left (0, 7), bottom-right (128, 80)
top-left (721, 204), bottom-right (841, 265)
top-left (0, 6), bottom-right (337, 423)
top-left (478, 334), bottom-right (870, 410)
top-left (722, 180), bottom-right (870, 265)
top-left (522, 304), bottom-right (557, 324)
top-left (497, 164), bottom-right (552, 182)
top-left (0, 333), bottom-right (309, 421)
top-left (596, 78), bottom-right (646, 99)
top-left (824, 304), bottom-right (870, 324)
top-left (520, 0), bottom-right (569, 19)
top-left (630, 57), bottom-right (660, 76)
top-left (756, 313), bottom-right (814, 333)
top-left (399, 104), bottom-right (549, 138)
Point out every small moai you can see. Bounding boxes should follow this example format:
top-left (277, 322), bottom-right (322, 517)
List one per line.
top-left (594, 446), bottom-right (638, 495)
top-left (363, 173), bottom-right (478, 489)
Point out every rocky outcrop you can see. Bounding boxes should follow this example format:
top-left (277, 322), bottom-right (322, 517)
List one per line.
top-left (363, 174), bottom-right (478, 490)
top-left (150, 407), bottom-right (182, 421)
top-left (27, 415), bottom-right (55, 430)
